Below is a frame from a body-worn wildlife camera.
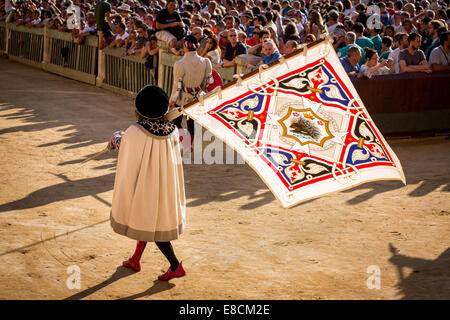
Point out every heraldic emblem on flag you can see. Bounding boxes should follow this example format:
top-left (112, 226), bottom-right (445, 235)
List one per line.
top-left (183, 38), bottom-right (406, 208)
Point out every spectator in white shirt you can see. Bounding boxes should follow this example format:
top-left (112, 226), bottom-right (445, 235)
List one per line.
top-left (25, 9), bottom-right (41, 28)
top-left (388, 32), bottom-right (409, 73)
top-left (202, 35), bottom-right (221, 64)
top-left (360, 47), bottom-right (395, 78)
top-left (391, 12), bottom-right (406, 33)
top-left (343, 0), bottom-right (355, 16)
top-left (327, 10), bottom-right (342, 34)
top-left (110, 22), bottom-right (129, 48)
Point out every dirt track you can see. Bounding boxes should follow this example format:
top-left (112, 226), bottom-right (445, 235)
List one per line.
top-left (0, 57), bottom-right (449, 300)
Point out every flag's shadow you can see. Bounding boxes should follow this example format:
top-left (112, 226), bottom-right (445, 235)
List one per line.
top-left (184, 164), bottom-right (277, 209)
top-left (388, 244), bottom-right (450, 299)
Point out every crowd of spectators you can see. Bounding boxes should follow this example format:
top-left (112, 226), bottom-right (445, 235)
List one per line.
top-left (1, 0), bottom-right (449, 76)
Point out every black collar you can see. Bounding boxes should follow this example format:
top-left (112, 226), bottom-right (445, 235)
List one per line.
top-left (137, 118), bottom-right (176, 136)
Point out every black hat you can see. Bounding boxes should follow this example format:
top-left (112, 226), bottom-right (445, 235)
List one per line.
top-left (135, 85), bottom-right (169, 120)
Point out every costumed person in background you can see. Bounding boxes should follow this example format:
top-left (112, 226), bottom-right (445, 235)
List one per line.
top-left (94, 0), bottom-right (112, 49)
top-left (169, 35), bottom-right (213, 147)
top-left (108, 85), bottom-right (186, 281)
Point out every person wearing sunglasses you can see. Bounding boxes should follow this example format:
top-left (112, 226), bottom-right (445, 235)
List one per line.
top-left (246, 25), bottom-right (263, 47)
top-left (220, 28), bottom-right (247, 67)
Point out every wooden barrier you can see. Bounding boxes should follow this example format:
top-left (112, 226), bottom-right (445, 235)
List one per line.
top-left (158, 48), bottom-right (181, 95)
top-left (101, 47), bottom-right (157, 96)
top-left (43, 28), bottom-right (98, 85)
top-left (6, 23), bottom-right (44, 68)
top-left (352, 71), bottom-right (450, 134)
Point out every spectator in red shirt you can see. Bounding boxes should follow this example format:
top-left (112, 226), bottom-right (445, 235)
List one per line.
top-left (246, 25), bottom-right (263, 47)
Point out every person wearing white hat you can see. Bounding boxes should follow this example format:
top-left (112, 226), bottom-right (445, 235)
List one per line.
top-left (117, 3), bottom-right (132, 21)
top-left (117, 3), bottom-right (132, 12)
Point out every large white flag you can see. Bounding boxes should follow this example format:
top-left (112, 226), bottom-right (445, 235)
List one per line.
top-left (182, 38), bottom-right (405, 208)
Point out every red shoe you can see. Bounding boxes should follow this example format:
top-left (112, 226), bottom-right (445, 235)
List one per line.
top-left (122, 258), bottom-right (141, 272)
top-left (158, 262), bottom-right (186, 281)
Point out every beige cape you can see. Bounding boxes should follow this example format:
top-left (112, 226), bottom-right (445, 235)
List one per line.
top-left (110, 123), bottom-right (186, 242)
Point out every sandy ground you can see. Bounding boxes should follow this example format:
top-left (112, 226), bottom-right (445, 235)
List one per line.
top-left (0, 57), bottom-right (449, 300)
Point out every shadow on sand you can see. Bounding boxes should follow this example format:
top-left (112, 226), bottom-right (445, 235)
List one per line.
top-left (388, 244), bottom-right (450, 299)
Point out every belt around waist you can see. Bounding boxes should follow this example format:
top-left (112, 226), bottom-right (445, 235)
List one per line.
top-left (182, 86), bottom-right (201, 94)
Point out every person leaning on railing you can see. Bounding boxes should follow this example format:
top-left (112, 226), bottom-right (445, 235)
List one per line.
top-left (360, 47), bottom-right (395, 79)
top-left (141, 35), bottom-right (159, 73)
top-left (155, 0), bottom-right (186, 56)
top-left (109, 21), bottom-right (128, 48)
top-left (399, 32), bottom-right (432, 73)
top-left (78, 12), bottom-right (97, 43)
top-left (379, 36), bottom-right (393, 62)
top-left (126, 23), bottom-right (149, 56)
top-left (24, 8), bottom-right (41, 28)
top-left (123, 30), bottom-right (136, 54)
top-left (15, 7), bottom-right (31, 26)
top-left (340, 46), bottom-right (364, 79)
top-left (284, 39), bottom-right (300, 55)
top-left (388, 32), bottom-right (409, 74)
top-left (48, 15), bottom-right (67, 32)
top-left (198, 34), bottom-right (221, 65)
top-left (304, 33), bottom-right (316, 44)
top-left (428, 31), bottom-right (450, 71)
top-left (35, 10), bottom-right (53, 28)
top-left (71, 12), bottom-right (97, 45)
top-left (218, 28), bottom-right (247, 68)
top-left (246, 39), bottom-right (281, 70)
top-left (247, 28), bottom-right (270, 57)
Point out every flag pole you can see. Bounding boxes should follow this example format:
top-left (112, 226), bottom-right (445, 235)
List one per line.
top-left (81, 147), bottom-right (109, 164)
